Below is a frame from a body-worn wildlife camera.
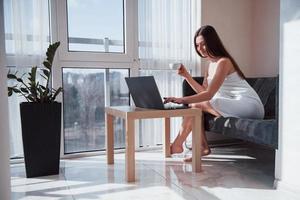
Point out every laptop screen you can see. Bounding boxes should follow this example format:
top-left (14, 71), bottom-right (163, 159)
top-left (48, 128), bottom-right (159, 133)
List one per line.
top-left (125, 76), bottom-right (165, 109)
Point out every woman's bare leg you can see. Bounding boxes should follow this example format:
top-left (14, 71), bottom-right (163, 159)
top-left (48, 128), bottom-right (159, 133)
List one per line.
top-left (183, 101), bottom-right (221, 162)
top-left (183, 116), bottom-right (210, 162)
top-left (171, 115), bottom-right (210, 156)
top-left (171, 101), bottom-right (221, 160)
top-left (171, 116), bottom-right (193, 154)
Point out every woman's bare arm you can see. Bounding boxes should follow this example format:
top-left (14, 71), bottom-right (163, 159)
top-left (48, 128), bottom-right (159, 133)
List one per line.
top-left (179, 65), bottom-right (207, 93)
top-left (184, 66), bottom-right (208, 93)
top-left (182, 59), bottom-right (230, 103)
top-left (202, 67), bottom-right (208, 89)
top-left (164, 58), bottom-right (231, 104)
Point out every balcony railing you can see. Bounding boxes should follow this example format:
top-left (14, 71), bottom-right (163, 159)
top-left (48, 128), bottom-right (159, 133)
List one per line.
top-left (5, 33), bottom-right (124, 53)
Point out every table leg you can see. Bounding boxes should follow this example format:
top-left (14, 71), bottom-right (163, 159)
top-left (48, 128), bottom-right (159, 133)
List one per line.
top-left (163, 117), bottom-right (171, 157)
top-left (126, 118), bottom-right (135, 182)
top-left (192, 114), bottom-right (202, 172)
top-left (106, 114), bottom-right (114, 164)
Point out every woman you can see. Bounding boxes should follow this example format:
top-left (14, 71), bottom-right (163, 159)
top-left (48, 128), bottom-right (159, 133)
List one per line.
top-left (163, 25), bottom-right (264, 162)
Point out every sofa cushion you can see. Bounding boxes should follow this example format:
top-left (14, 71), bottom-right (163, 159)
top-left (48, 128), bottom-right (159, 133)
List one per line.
top-left (204, 113), bottom-right (278, 149)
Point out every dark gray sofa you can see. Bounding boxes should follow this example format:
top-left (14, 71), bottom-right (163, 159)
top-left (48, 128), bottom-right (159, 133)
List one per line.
top-left (183, 76), bottom-right (278, 149)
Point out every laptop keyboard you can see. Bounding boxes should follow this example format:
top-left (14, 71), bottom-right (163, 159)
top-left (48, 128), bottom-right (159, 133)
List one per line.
top-left (164, 104), bottom-right (189, 110)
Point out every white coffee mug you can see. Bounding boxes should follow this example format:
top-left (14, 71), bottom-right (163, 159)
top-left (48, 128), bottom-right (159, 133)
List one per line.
top-left (169, 63), bottom-right (182, 70)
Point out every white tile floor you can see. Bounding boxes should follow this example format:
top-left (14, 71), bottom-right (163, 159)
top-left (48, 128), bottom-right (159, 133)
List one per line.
top-left (10, 143), bottom-right (300, 200)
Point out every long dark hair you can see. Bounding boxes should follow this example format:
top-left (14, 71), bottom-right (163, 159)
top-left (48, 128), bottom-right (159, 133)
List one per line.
top-left (194, 25), bottom-right (245, 79)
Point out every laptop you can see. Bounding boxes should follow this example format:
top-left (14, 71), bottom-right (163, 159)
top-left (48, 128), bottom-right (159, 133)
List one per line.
top-left (125, 76), bottom-right (189, 110)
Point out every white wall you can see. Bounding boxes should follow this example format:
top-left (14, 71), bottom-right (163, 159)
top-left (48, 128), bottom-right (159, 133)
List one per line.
top-left (201, 0), bottom-right (252, 75)
top-left (201, 0), bottom-right (279, 77)
top-left (252, 0), bottom-right (280, 76)
top-left (0, 0), bottom-right (11, 199)
top-left (276, 0), bottom-right (300, 193)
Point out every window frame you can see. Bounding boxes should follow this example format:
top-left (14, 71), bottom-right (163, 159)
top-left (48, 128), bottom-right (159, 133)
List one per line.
top-left (50, 0), bottom-right (139, 157)
top-left (55, 0), bottom-right (137, 63)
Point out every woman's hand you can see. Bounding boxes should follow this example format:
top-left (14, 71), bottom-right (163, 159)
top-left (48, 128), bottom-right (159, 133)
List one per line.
top-left (177, 64), bottom-right (190, 78)
top-left (163, 97), bottom-right (184, 104)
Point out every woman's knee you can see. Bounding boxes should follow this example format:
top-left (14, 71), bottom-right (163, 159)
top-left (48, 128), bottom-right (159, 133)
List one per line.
top-left (189, 103), bottom-right (203, 109)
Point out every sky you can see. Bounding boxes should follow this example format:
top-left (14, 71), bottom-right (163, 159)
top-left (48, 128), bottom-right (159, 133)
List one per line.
top-left (67, 0), bottom-right (124, 41)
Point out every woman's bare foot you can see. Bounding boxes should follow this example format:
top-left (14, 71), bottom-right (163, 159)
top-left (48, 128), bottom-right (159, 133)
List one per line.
top-left (170, 143), bottom-right (184, 154)
top-left (183, 148), bottom-right (211, 162)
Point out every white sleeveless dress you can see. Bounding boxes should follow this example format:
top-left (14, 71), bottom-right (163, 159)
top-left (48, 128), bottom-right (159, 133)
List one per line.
top-left (207, 64), bottom-right (265, 119)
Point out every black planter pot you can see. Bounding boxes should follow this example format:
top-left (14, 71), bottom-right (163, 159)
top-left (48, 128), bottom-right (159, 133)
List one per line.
top-left (20, 102), bottom-right (61, 178)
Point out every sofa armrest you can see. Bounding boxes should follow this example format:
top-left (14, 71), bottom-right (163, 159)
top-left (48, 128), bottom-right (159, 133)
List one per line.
top-left (182, 77), bottom-right (204, 97)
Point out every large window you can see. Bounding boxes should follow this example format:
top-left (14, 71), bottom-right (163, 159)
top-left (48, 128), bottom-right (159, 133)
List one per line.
top-left (63, 68), bottom-right (129, 153)
top-left (55, 0), bottom-right (137, 154)
top-left (66, 0), bottom-right (124, 53)
top-left (4, 0), bottom-right (198, 157)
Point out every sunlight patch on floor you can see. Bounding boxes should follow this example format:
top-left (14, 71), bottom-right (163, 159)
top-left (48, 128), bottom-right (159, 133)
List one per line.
top-left (98, 186), bottom-right (188, 200)
top-left (47, 183), bottom-right (135, 195)
top-left (12, 179), bottom-right (87, 193)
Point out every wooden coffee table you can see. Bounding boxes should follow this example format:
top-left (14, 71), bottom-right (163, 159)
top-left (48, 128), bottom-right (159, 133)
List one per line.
top-left (105, 106), bottom-right (202, 182)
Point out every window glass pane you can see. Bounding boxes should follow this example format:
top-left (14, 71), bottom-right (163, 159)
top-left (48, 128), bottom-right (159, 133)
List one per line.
top-left (109, 69), bottom-right (129, 149)
top-left (63, 68), bottom-right (129, 154)
top-left (67, 0), bottom-right (124, 53)
top-left (109, 69), bottom-right (129, 106)
top-left (63, 68), bottom-right (105, 153)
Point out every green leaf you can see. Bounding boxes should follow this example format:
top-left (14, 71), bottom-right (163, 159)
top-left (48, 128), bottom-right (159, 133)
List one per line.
top-left (43, 61), bottom-right (51, 69)
top-left (8, 87), bottom-right (13, 96)
top-left (20, 87), bottom-right (29, 93)
top-left (16, 78), bottom-right (23, 83)
top-left (51, 87), bottom-right (63, 101)
top-left (27, 95), bottom-right (35, 102)
top-left (45, 41), bottom-right (60, 64)
top-left (31, 67), bottom-right (37, 79)
top-left (42, 69), bottom-right (50, 77)
top-left (12, 88), bottom-right (21, 93)
top-left (37, 86), bottom-right (45, 101)
top-left (40, 85), bottom-right (47, 90)
top-left (7, 74), bottom-right (17, 79)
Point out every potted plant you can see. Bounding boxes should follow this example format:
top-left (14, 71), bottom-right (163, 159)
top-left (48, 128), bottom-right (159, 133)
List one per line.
top-left (7, 42), bottom-right (62, 178)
